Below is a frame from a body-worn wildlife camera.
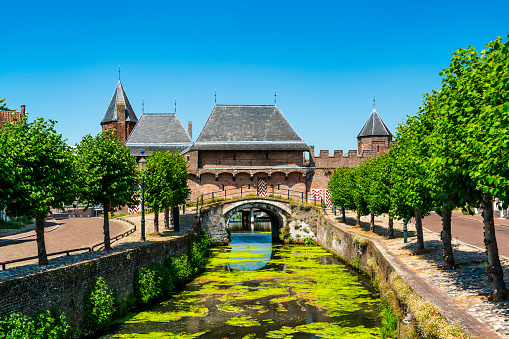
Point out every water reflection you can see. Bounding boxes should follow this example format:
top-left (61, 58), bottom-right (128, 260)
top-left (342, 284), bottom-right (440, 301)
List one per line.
top-left (228, 233), bottom-right (272, 271)
top-left (228, 219), bottom-right (271, 232)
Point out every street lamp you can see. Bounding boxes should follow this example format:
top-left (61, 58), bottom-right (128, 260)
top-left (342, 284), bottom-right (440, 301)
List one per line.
top-left (403, 219), bottom-right (408, 243)
top-left (138, 152), bottom-right (148, 241)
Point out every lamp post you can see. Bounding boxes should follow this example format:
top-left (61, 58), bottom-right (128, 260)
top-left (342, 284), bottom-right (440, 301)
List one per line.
top-left (138, 153), bottom-right (148, 242)
top-left (403, 219), bottom-right (408, 243)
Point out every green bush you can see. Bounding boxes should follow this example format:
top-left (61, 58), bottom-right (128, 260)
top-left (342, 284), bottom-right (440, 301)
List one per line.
top-left (189, 233), bottom-right (211, 274)
top-left (0, 310), bottom-right (69, 339)
top-left (0, 220), bottom-right (24, 229)
top-left (167, 255), bottom-right (193, 286)
top-left (84, 277), bottom-right (116, 330)
top-left (133, 262), bottom-right (176, 304)
top-left (378, 296), bottom-right (398, 338)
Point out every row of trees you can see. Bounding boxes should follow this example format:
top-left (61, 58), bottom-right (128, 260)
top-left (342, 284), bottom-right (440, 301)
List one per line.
top-left (329, 34), bottom-right (509, 301)
top-left (0, 115), bottom-right (190, 265)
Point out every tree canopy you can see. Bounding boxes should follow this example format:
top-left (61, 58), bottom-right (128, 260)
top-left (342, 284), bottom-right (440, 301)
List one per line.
top-left (75, 131), bottom-right (138, 250)
top-left (0, 98), bottom-right (14, 111)
top-left (144, 151), bottom-right (191, 233)
top-left (0, 117), bottom-right (76, 264)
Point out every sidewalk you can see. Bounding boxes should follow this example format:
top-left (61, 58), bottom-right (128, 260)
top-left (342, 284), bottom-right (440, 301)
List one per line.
top-left (328, 211), bottom-right (509, 337)
top-left (0, 211), bottom-right (198, 283)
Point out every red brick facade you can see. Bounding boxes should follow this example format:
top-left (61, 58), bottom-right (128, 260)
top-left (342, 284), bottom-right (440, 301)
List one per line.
top-left (102, 120), bottom-right (136, 144)
top-left (185, 135), bottom-right (394, 202)
top-left (0, 105), bottom-right (24, 129)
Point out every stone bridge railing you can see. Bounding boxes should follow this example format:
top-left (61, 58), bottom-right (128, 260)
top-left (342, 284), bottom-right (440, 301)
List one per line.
top-left (192, 186), bottom-right (308, 211)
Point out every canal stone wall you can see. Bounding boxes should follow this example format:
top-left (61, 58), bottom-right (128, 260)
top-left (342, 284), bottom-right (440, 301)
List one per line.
top-left (0, 222), bottom-right (200, 328)
top-left (317, 216), bottom-right (496, 339)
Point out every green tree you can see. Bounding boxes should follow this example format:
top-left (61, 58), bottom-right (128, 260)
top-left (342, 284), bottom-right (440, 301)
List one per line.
top-left (350, 164), bottom-right (371, 227)
top-left (75, 131), bottom-right (138, 250)
top-left (367, 154), bottom-right (395, 237)
top-left (0, 117), bottom-right (76, 265)
top-left (328, 167), bottom-right (354, 223)
top-left (389, 113), bottom-right (434, 250)
top-left (433, 36), bottom-right (509, 299)
top-left (144, 151), bottom-right (190, 232)
top-left (0, 98), bottom-right (14, 111)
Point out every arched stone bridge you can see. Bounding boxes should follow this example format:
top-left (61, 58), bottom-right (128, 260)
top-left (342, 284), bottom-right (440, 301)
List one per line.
top-left (199, 198), bottom-right (317, 245)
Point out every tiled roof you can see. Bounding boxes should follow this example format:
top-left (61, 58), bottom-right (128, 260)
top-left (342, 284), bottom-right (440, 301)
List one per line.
top-left (125, 113), bottom-right (192, 156)
top-left (193, 105), bottom-right (310, 151)
top-left (357, 108), bottom-right (392, 138)
top-left (101, 80), bottom-right (138, 124)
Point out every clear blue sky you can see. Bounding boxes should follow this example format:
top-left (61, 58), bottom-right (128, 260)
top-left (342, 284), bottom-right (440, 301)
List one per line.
top-left (1, 0), bottom-right (508, 152)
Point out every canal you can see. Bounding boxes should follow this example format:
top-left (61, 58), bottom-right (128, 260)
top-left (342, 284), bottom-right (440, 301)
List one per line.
top-left (103, 226), bottom-right (382, 338)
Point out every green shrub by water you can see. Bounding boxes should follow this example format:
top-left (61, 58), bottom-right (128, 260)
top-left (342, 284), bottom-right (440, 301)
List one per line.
top-left (378, 295), bottom-right (398, 338)
top-left (84, 277), bottom-right (116, 330)
top-left (0, 309), bottom-right (69, 339)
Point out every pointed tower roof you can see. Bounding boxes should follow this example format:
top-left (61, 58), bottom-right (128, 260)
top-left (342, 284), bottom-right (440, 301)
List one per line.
top-left (101, 80), bottom-right (138, 125)
top-left (357, 108), bottom-right (392, 138)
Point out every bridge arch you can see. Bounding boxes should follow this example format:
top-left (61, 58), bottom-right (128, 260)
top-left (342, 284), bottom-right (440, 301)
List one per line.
top-left (223, 199), bottom-right (291, 242)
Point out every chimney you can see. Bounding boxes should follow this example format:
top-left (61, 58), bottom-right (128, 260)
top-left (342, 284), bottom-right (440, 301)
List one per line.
top-left (188, 121), bottom-right (192, 140)
top-left (116, 101), bottom-right (126, 142)
top-left (20, 105), bottom-right (25, 116)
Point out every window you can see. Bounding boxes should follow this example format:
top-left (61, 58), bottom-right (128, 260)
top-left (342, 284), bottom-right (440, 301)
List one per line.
top-left (377, 146), bottom-right (380, 152)
top-left (233, 151), bottom-right (236, 160)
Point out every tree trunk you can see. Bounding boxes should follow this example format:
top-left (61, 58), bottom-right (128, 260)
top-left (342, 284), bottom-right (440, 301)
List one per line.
top-left (415, 209), bottom-right (425, 250)
top-left (482, 192), bottom-right (509, 301)
top-left (172, 203), bottom-right (180, 232)
top-left (388, 212), bottom-right (394, 238)
top-left (103, 203), bottom-right (111, 250)
top-left (153, 207), bottom-right (159, 234)
top-left (441, 207), bottom-right (455, 270)
top-left (35, 212), bottom-right (48, 265)
top-left (164, 207), bottom-right (170, 229)
top-left (356, 211), bottom-right (361, 227)
top-left (341, 207), bottom-right (346, 223)
top-left (370, 213), bottom-right (375, 231)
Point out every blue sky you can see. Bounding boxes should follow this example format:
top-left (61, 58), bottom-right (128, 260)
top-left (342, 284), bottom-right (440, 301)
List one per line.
top-left (1, 0), bottom-right (508, 152)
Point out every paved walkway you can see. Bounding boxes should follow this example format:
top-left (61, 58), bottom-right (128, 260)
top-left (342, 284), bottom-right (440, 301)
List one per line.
top-left (0, 211), bottom-right (198, 282)
top-left (419, 211), bottom-right (509, 257)
top-left (330, 210), bottom-right (509, 338)
top-left (0, 214), bottom-right (129, 265)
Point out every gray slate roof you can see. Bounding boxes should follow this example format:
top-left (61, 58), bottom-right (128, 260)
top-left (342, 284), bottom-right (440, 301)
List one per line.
top-left (357, 108), bottom-right (392, 138)
top-left (193, 105), bottom-right (309, 151)
top-left (125, 113), bottom-right (192, 156)
top-left (101, 80), bottom-right (138, 124)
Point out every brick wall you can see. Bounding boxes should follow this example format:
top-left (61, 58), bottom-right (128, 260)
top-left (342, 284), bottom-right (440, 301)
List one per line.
top-left (198, 150), bottom-right (304, 168)
top-left (0, 223), bottom-right (199, 328)
top-left (101, 121), bottom-right (137, 143)
top-left (0, 110), bottom-right (22, 129)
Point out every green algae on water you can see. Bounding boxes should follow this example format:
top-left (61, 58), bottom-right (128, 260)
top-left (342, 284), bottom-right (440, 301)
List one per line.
top-left (113, 331), bottom-right (208, 338)
top-left (217, 304), bottom-right (243, 312)
top-left (105, 235), bottom-right (381, 339)
top-left (125, 306), bottom-right (208, 323)
top-left (225, 315), bottom-right (261, 327)
top-left (266, 322), bottom-right (379, 339)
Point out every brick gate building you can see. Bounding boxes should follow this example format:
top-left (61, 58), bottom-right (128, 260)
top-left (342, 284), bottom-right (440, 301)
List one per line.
top-left (101, 79), bottom-right (394, 203)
